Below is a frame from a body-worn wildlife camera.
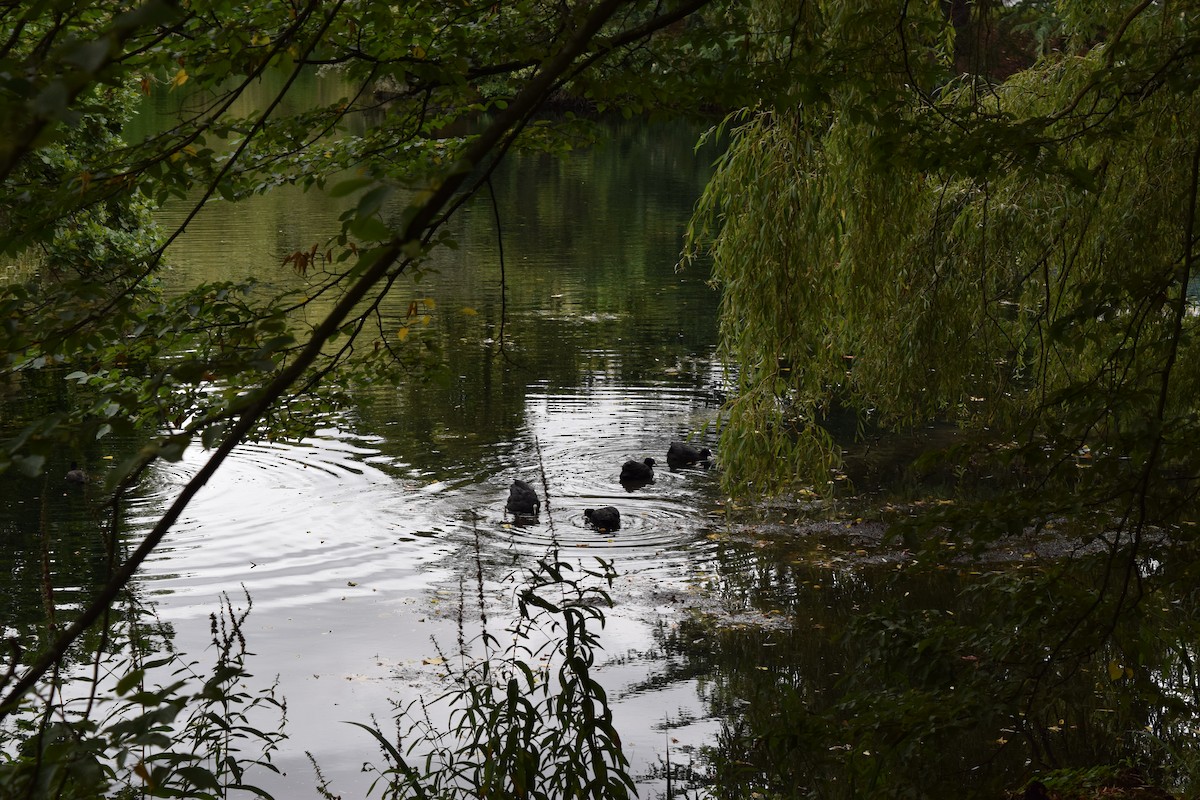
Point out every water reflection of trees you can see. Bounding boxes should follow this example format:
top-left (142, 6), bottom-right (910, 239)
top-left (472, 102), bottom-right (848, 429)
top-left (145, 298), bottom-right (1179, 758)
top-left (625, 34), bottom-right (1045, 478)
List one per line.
top-left (0, 487), bottom-right (173, 682)
top-left (642, 533), bottom-right (1200, 797)
top-left (350, 121), bottom-right (721, 477)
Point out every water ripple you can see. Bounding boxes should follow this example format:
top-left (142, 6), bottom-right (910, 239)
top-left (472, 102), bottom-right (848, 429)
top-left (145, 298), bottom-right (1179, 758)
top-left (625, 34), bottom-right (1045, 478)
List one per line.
top-left (128, 432), bottom-right (451, 619)
top-left (129, 384), bottom-right (723, 622)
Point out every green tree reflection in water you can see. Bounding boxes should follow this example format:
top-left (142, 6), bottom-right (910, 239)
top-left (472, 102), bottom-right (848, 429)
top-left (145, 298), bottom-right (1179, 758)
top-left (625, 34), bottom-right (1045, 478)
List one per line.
top-left (151, 115), bottom-right (723, 480)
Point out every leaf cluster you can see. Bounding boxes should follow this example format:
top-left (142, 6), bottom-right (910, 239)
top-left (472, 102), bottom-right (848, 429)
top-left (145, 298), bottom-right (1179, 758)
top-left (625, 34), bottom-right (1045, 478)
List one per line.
top-left (690, 0), bottom-right (1200, 544)
top-left (356, 547), bottom-right (634, 800)
top-left (0, 592), bottom-right (285, 799)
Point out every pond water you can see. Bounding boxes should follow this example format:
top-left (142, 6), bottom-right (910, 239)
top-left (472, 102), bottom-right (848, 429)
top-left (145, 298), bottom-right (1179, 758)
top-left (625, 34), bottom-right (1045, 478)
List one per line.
top-left (124, 117), bottom-right (733, 797)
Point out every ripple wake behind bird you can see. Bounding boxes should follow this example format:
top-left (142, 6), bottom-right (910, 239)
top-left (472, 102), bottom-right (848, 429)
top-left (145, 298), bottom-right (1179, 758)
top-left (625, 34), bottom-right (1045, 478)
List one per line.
top-left (128, 434), bottom-right (451, 619)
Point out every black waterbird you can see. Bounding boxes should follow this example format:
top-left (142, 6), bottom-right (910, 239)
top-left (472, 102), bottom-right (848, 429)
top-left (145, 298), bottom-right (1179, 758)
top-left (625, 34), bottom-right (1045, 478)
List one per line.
top-left (506, 479), bottom-right (541, 515)
top-left (584, 506), bottom-right (621, 531)
top-left (666, 442), bottom-right (711, 465)
top-left (64, 462), bottom-right (88, 485)
top-left (619, 457), bottom-right (655, 483)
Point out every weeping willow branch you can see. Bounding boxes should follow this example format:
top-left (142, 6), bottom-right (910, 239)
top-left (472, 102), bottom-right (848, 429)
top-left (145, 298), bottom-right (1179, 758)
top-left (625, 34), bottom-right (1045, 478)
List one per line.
top-left (691, 5), bottom-right (1200, 511)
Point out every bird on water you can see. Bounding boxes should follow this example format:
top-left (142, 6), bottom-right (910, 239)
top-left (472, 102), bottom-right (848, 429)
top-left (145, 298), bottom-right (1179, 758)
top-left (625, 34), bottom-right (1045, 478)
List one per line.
top-left (584, 506), bottom-right (621, 531)
top-left (506, 479), bottom-right (541, 515)
top-left (64, 461), bottom-right (88, 484)
top-left (619, 457), bottom-right (655, 483)
top-left (666, 441), bottom-right (711, 466)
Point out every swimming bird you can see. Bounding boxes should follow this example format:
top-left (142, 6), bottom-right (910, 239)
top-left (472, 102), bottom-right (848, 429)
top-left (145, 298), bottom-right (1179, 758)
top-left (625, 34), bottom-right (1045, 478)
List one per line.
top-left (667, 442), bottom-right (711, 465)
top-left (584, 506), bottom-right (621, 531)
top-left (619, 457), bottom-right (655, 483)
top-left (506, 479), bottom-right (541, 515)
top-left (64, 462), bottom-right (88, 485)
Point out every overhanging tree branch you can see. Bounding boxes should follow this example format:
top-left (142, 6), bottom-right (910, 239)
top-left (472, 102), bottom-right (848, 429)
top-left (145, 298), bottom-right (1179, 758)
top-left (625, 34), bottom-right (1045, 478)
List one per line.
top-left (0, 0), bottom-right (685, 722)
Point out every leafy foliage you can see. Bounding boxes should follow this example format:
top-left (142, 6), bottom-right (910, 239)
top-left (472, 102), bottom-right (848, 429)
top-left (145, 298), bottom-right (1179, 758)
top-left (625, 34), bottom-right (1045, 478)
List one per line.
top-left (679, 1), bottom-right (1200, 796)
top-left (0, 592), bottom-right (285, 799)
top-left (689, 0), bottom-right (1200, 533)
top-left (350, 545), bottom-right (632, 800)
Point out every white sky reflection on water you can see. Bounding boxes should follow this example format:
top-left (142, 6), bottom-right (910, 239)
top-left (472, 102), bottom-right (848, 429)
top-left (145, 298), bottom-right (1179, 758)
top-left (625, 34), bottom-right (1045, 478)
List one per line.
top-left (132, 380), bottom-right (726, 799)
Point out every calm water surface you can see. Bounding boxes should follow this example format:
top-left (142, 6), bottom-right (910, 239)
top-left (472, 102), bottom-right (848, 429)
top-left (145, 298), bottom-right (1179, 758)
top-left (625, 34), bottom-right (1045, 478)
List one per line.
top-left (128, 119), bottom-right (734, 797)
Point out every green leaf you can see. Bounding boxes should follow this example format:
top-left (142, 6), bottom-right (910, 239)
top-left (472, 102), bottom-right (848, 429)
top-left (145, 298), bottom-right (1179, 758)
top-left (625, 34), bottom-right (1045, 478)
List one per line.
top-left (347, 214), bottom-right (393, 242)
top-left (201, 423), bottom-right (227, 449)
top-left (328, 176), bottom-right (376, 198)
top-left (355, 184), bottom-right (393, 218)
top-left (115, 668), bottom-right (145, 696)
top-left (176, 765), bottom-right (222, 791)
top-left (155, 434), bottom-right (191, 462)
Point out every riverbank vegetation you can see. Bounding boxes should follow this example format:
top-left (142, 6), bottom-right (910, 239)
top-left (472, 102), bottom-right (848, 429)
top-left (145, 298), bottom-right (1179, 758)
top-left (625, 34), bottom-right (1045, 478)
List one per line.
top-left (683, 0), bottom-right (1200, 796)
top-left (2, 0), bottom-right (1200, 798)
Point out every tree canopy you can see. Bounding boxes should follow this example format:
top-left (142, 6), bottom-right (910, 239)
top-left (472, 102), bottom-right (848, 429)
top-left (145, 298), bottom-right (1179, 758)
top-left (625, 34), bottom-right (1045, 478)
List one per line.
top-left (690, 0), bottom-right (1200, 538)
top-left (679, 5), bottom-right (1200, 793)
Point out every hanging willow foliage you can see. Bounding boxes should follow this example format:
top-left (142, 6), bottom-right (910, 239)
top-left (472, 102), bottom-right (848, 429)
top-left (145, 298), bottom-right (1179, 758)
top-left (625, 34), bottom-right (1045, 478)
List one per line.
top-left (688, 1), bottom-right (1200, 536)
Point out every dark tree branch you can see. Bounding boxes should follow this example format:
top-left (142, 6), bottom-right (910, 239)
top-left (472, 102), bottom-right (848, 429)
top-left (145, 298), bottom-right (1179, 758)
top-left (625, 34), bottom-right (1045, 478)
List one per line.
top-left (0, 0), bottom-right (653, 721)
